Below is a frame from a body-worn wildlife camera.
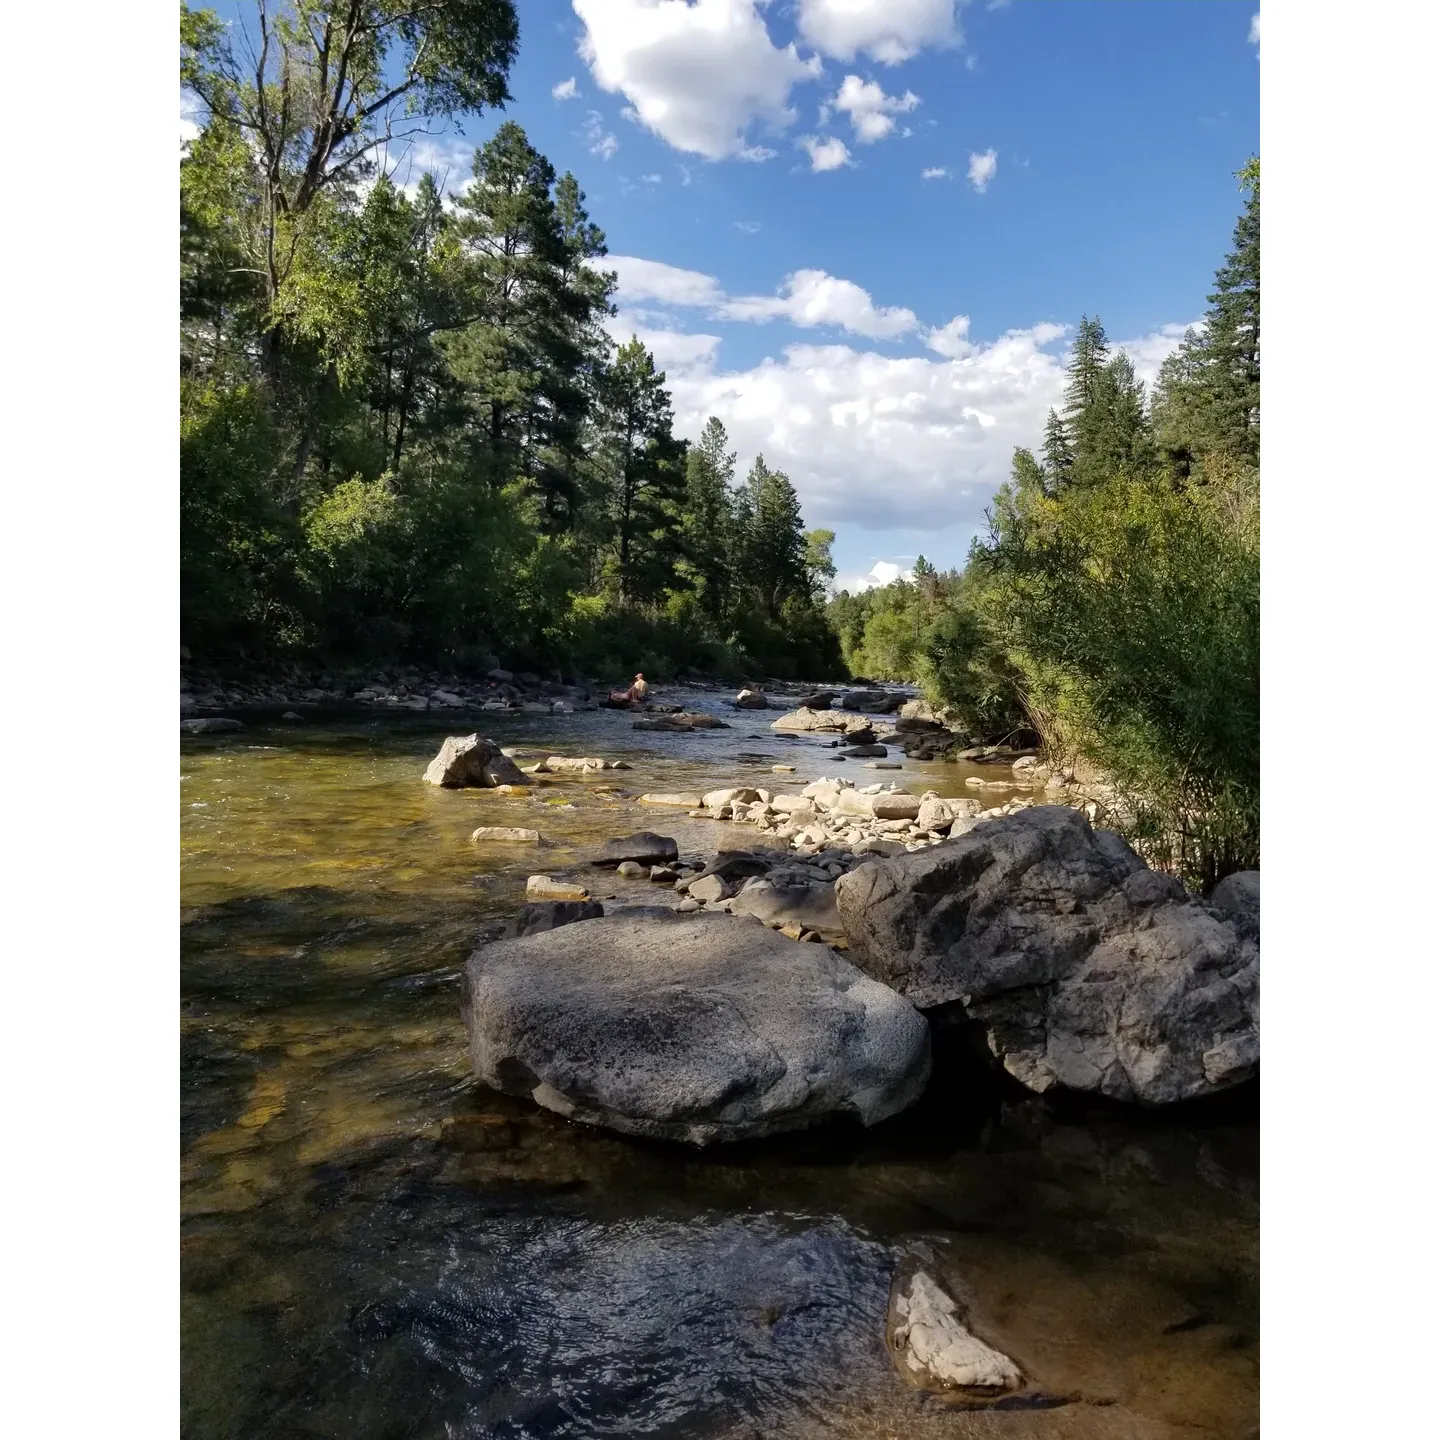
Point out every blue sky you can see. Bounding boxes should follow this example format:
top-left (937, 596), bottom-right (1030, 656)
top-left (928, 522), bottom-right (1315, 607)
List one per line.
top-left (190, 1), bottom-right (1260, 591)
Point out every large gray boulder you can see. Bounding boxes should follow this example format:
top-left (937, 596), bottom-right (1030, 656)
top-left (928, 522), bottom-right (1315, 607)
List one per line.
top-left (461, 912), bottom-right (931, 1144)
top-left (771, 708), bottom-right (876, 741)
top-left (1209, 870), bottom-right (1260, 925)
top-left (423, 734), bottom-right (527, 788)
top-left (839, 688), bottom-right (889, 711)
top-left (834, 806), bottom-right (1259, 1106)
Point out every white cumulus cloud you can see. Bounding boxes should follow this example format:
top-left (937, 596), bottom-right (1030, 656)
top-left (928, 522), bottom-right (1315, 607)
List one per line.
top-left (800, 134), bottom-right (853, 171)
top-left (797, 0), bottom-right (962, 65)
top-left (603, 257), bottom-right (917, 340)
top-left (921, 165), bottom-right (949, 180)
top-left (835, 560), bottom-right (918, 592)
top-left (724, 270), bottom-right (918, 338)
top-left (967, 147), bottom-right (998, 192)
top-left (552, 76), bottom-right (579, 101)
top-left (1249, 12), bottom-right (1259, 53)
top-left (831, 74), bottom-right (920, 144)
top-left (573, 0), bottom-right (822, 161)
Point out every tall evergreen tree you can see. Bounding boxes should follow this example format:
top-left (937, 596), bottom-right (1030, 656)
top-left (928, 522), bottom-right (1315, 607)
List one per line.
top-left (737, 456), bottom-right (809, 620)
top-left (1198, 158), bottom-right (1260, 462)
top-left (1041, 408), bottom-right (1073, 491)
top-left (597, 339), bottom-right (687, 603)
top-left (678, 417), bottom-right (738, 621)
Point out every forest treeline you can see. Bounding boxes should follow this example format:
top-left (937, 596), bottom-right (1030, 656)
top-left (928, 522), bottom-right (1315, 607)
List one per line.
top-left (180, 1), bottom-right (842, 679)
top-left (829, 161), bottom-right (1259, 885)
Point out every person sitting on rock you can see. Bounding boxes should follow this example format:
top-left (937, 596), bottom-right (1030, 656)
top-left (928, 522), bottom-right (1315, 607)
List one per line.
top-left (625, 672), bottom-right (649, 703)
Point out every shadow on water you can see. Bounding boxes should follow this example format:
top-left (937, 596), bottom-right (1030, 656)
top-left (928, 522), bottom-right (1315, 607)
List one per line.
top-left (181, 706), bottom-right (1259, 1440)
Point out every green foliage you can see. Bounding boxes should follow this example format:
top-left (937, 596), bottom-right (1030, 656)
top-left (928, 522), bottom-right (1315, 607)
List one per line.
top-left (178, 6), bottom-right (840, 681)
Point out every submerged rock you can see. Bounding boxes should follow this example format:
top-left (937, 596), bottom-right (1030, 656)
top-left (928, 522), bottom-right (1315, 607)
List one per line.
top-left (471, 826), bottom-right (541, 844)
top-left (423, 734), bottom-right (527, 788)
top-left (181, 717), bottom-right (245, 734)
top-left (502, 900), bottom-right (604, 938)
top-left (640, 792), bottom-right (704, 809)
top-left (888, 1269), bottom-right (1024, 1395)
top-left (835, 806), bottom-right (1259, 1105)
top-left (461, 912), bottom-right (931, 1144)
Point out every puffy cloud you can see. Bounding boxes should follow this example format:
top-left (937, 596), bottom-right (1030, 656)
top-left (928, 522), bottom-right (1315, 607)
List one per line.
top-left (921, 165), bottom-right (950, 180)
top-left (606, 310), bottom-right (723, 372)
top-left (835, 560), bottom-right (917, 592)
top-left (797, 0), bottom-right (962, 65)
top-left (603, 257), bottom-right (917, 340)
top-left (800, 134), bottom-right (853, 171)
top-left (723, 270), bottom-right (919, 338)
top-left (583, 110), bottom-right (619, 160)
top-left (661, 327), bottom-right (1075, 535)
top-left (830, 74), bottom-right (920, 144)
top-left (967, 147), bottom-right (998, 192)
top-left (1249, 12), bottom-right (1260, 50)
top-left (552, 76), bottom-right (579, 101)
top-left (573, 0), bottom-right (822, 161)
top-left (604, 256), bottom-right (726, 307)
top-left (923, 314), bottom-right (976, 358)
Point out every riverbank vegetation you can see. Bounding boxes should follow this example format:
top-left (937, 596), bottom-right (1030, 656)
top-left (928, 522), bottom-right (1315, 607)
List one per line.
top-left (180, 1), bottom-right (840, 681)
top-left (828, 163), bottom-right (1259, 885)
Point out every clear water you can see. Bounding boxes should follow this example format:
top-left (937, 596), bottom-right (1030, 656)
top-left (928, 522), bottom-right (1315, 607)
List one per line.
top-left (181, 699), bottom-right (1258, 1439)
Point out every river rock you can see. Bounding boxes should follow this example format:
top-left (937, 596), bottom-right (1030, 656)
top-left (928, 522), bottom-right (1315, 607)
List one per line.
top-left (840, 688), bottom-right (889, 711)
top-left (526, 875), bottom-right (591, 902)
top-left (640, 793), bottom-right (704, 809)
top-left (423, 734), bottom-right (528, 788)
top-left (181, 717), bottom-right (245, 734)
top-left (796, 691), bottom-right (836, 709)
top-left (729, 880), bottom-right (844, 940)
top-left (687, 874), bottom-right (732, 904)
top-left (888, 1268), bottom-right (1024, 1394)
top-left (834, 806), bottom-right (1259, 1105)
top-left (771, 708), bottom-right (876, 741)
top-left (1209, 870), bottom-right (1260, 924)
top-left (592, 832), bottom-right (680, 866)
top-left (471, 826), bottom-right (541, 844)
top-left (616, 861), bottom-right (648, 879)
top-left (540, 756), bottom-right (608, 774)
top-left (870, 792), bottom-right (921, 822)
top-left (839, 744), bottom-right (887, 759)
top-left (915, 795), bottom-right (981, 833)
top-left (734, 689), bottom-right (770, 709)
top-left (702, 787), bottom-right (762, 809)
top-left (896, 698), bottom-right (947, 733)
top-left (460, 912), bottom-right (931, 1144)
top-left (502, 900), bottom-right (604, 938)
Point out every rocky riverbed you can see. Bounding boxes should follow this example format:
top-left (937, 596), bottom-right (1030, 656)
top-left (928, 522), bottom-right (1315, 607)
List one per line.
top-left (181, 692), bottom-right (1258, 1439)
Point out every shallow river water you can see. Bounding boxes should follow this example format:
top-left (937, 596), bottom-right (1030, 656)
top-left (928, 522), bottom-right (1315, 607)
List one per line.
top-left (180, 696), bottom-right (1258, 1440)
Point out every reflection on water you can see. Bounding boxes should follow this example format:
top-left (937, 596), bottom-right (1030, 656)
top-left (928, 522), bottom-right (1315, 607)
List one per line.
top-left (181, 703), bottom-right (1258, 1439)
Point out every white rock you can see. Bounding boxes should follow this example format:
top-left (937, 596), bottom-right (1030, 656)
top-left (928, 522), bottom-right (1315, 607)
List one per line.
top-left (471, 827), bottom-right (541, 844)
top-left (892, 1272), bottom-right (1023, 1393)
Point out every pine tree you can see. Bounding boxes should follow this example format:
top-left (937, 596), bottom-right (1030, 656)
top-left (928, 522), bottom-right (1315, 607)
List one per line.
top-left (1041, 409), bottom-right (1073, 492)
top-left (1198, 158), bottom-right (1260, 462)
top-left (678, 416), bottom-right (738, 621)
top-left (737, 456), bottom-right (809, 620)
top-left (597, 339), bottom-right (687, 603)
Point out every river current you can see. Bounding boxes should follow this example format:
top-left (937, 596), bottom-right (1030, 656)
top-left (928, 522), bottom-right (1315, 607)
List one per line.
top-left (180, 695), bottom-right (1258, 1439)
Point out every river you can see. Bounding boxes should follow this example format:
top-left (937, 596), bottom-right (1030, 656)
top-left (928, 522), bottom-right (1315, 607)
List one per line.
top-left (180, 694), bottom-right (1258, 1439)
